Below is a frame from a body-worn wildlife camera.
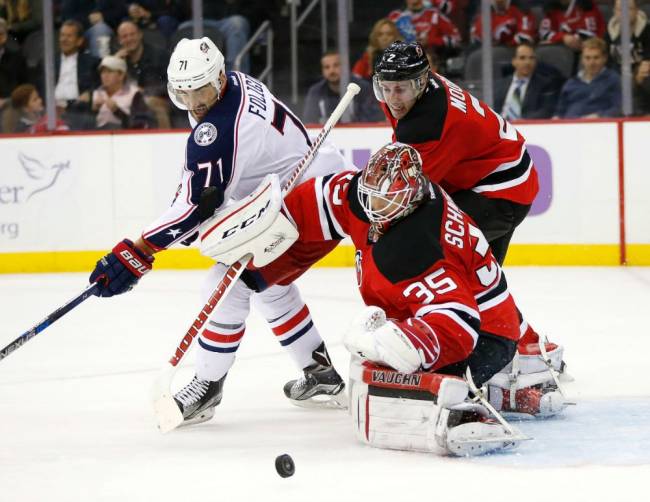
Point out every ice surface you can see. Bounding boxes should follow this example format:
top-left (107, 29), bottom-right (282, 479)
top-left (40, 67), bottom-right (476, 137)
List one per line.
top-left (1, 267), bottom-right (649, 502)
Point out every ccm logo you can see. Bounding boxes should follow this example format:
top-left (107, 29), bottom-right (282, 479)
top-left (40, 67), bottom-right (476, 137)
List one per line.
top-left (119, 250), bottom-right (149, 275)
top-left (222, 201), bottom-right (270, 238)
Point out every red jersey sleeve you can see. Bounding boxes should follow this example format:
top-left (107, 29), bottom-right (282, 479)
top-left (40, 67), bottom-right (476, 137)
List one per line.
top-left (427, 12), bottom-right (461, 50)
top-left (352, 52), bottom-right (371, 80)
top-left (515, 10), bottom-right (537, 44)
top-left (389, 262), bottom-right (482, 372)
top-left (283, 171), bottom-right (357, 242)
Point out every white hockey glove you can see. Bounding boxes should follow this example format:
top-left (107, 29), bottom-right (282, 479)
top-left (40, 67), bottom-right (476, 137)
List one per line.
top-left (199, 174), bottom-right (298, 267)
top-left (344, 306), bottom-right (423, 374)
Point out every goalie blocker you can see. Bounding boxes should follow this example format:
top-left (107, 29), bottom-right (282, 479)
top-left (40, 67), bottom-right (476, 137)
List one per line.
top-left (349, 358), bottom-right (524, 456)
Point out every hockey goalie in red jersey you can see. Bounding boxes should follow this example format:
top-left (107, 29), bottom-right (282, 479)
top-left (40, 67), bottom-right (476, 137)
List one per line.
top-left (370, 41), bottom-right (570, 375)
top-left (222, 142), bottom-right (567, 454)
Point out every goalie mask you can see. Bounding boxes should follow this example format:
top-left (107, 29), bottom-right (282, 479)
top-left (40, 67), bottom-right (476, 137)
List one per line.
top-left (167, 37), bottom-right (225, 116)
top-left (357, 143), bottom-right (429, 236)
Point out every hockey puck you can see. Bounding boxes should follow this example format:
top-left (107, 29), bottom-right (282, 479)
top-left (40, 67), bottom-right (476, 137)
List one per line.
top-left (275, 454), bottom-right (295, 478)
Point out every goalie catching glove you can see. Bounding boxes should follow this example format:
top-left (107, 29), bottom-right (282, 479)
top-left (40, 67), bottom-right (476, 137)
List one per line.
top-left (199, 174), bottom-right (298, 268)
top-left (344, 306), bottom-right (440, 374)
top-left (89, 239), bottom-right (154, 297)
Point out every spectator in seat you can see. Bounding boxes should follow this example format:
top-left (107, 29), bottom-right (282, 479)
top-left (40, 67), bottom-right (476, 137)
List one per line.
top-left (539, 0), bottom-right (605, 52)
top-left (116, 20), bottom-right (169, 128)
top-left (604, 0), bottom-right (650, 70)
top-left (0, 17), bottom-right (28, 110)
top-left (352, 18), bottom-right (400, 81)
top-left (388, 0), bottom-right (461, 60)
top-left (494, 42), bottom-right (562, 119)
top-left (52, 19), bottom-right (100, 130)
top-left (471, 0), bottom-right (537, 46)
top-left (61, 1), bottom-right (129, 58)
top-left (177, 1), bottom-right (252, 73)
top-left (0, 0), bottom-right (42, 43)
top-left (303, 51), bottom-right (384, 124)
top-left (91, 55), bottom-right (154, 130)
top-left (126, 1), bottom-right (184, 40)
top-left (2, 83), bottom-right (69, 133)
top-left (634, 59), bottom-right (650, 114)
top-left (554, 37), bottom-right (621, 118)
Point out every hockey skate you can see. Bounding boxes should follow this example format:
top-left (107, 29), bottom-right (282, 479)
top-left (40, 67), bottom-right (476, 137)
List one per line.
top-left (444, 408), bottom-right (520, 457)
top-left (173, 374), bottom-right (226, 427)
top-left (488, 385), bottom-right (567, 418)
top-left (283, 343), bottom-right (347, 409)
top-left (487, 337), bottom-right (573, 418)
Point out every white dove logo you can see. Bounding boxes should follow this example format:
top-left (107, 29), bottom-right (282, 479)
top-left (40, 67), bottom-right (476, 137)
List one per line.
top-left (18, 153), bottom-right (70, 201)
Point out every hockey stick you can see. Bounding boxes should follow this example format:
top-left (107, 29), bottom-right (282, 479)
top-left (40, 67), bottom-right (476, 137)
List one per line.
top-left (152, 83), bottom-right (361, 433)
top-left (464, 367), bottom-right (530, 442)
top-left (0, 282), bottom-right (100, 362)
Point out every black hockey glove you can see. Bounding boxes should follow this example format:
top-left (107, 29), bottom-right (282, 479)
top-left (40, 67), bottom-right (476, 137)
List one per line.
top-left (90, 239), bottom-right (154, 297)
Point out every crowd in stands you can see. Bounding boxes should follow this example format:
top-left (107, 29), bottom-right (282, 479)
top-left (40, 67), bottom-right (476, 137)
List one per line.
top-left (0, 0), bottom-right (269, 133)
top-left (0, 0), bottom-right (649, 134)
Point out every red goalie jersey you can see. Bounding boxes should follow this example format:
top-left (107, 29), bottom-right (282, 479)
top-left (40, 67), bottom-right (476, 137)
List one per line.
top-left (279, 171), bottom-right (521, 372)
top-left (381, 74), bottom-right (539, 206)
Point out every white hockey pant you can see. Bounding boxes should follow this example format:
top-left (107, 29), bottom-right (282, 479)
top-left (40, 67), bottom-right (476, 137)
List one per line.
top-left (195, 263), bottom-right (325, 382)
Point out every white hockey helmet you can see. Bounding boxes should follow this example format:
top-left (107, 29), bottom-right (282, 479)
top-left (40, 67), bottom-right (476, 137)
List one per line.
top-left (167, 37), bottom-right (225, 110)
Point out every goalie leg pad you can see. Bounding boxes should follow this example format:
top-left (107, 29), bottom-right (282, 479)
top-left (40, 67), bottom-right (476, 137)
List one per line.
top-left (487, 343), bottom-right (569, 417)
top-left (349, 359), bottom-right (517, 456)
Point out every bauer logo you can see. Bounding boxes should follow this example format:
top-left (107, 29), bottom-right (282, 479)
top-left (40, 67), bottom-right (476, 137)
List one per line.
top-left (194, 122), bottom-right (218, 146)
top-left (0, 152), bottom-right (70, 205)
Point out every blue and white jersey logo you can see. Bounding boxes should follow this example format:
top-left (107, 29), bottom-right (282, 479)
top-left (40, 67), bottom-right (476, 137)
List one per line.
top-left (194, 122), bottom-right (218, 146)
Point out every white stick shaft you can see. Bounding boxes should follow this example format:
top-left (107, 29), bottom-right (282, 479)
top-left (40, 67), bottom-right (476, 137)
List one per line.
top-left (281, 83), bottom-right (360, 195)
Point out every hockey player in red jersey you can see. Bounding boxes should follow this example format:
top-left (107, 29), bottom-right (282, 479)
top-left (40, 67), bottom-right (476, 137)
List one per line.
top-left (271, 142), bottom-right (564, 451)
top-left (388, 0), bottom-right (461, 60)
top-left (372, 41), bottom-right (538, 264)
top-left (539, 0), bottom-right (605, 49)
top-left (470, 0), bottom-right (537, 46)
top-left (369, 41), bottom-right (571, 389)
top-left (230, 142), bottom-right (568, 424)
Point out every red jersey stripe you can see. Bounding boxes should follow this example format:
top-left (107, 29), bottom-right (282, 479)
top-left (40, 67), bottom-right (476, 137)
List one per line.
top-left (272, 305), bottom-right (310, 336)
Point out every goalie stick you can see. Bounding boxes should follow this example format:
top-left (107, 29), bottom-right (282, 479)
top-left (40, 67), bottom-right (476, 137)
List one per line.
top-left (0, 282), bottom-right (100, 362)
top-left (152, 83), bottom-right (361, 433)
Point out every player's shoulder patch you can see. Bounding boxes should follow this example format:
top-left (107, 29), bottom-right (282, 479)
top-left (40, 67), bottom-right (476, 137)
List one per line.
top-left (194, 122), bottom-right (218, 146)
top-left (372, 198), bottom-right (445, 284)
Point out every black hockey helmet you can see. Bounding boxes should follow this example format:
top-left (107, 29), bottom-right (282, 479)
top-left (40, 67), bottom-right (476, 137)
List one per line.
top-left (372, 41), bottom-right (430, 103)
top-left (374, 41), bottom-right (430, 82)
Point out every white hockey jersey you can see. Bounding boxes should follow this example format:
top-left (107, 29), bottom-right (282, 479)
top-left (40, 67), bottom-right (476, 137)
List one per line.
top-left (141, 71), bottom-right (353, 251)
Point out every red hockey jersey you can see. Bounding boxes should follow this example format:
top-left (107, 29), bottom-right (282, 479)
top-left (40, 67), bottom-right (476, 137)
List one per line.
top-left (381, 74), bottom-right (539, 205)
top-left (388, 7), bottom-right (461, 52)
top-left (470, 5), bottom-right (537, 45)
top-left (280, 171), bottom-right (521, 372)
top-left (539, 0), bottom-right (605, 43)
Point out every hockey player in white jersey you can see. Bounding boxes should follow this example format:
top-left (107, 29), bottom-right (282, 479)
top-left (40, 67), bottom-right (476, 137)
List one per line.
top-left (88, 37), bottom-right (352, 425)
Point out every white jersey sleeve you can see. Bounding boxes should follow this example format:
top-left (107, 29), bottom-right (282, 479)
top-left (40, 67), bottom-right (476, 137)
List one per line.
top-left (141, 71), bottom-right (354, 251)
